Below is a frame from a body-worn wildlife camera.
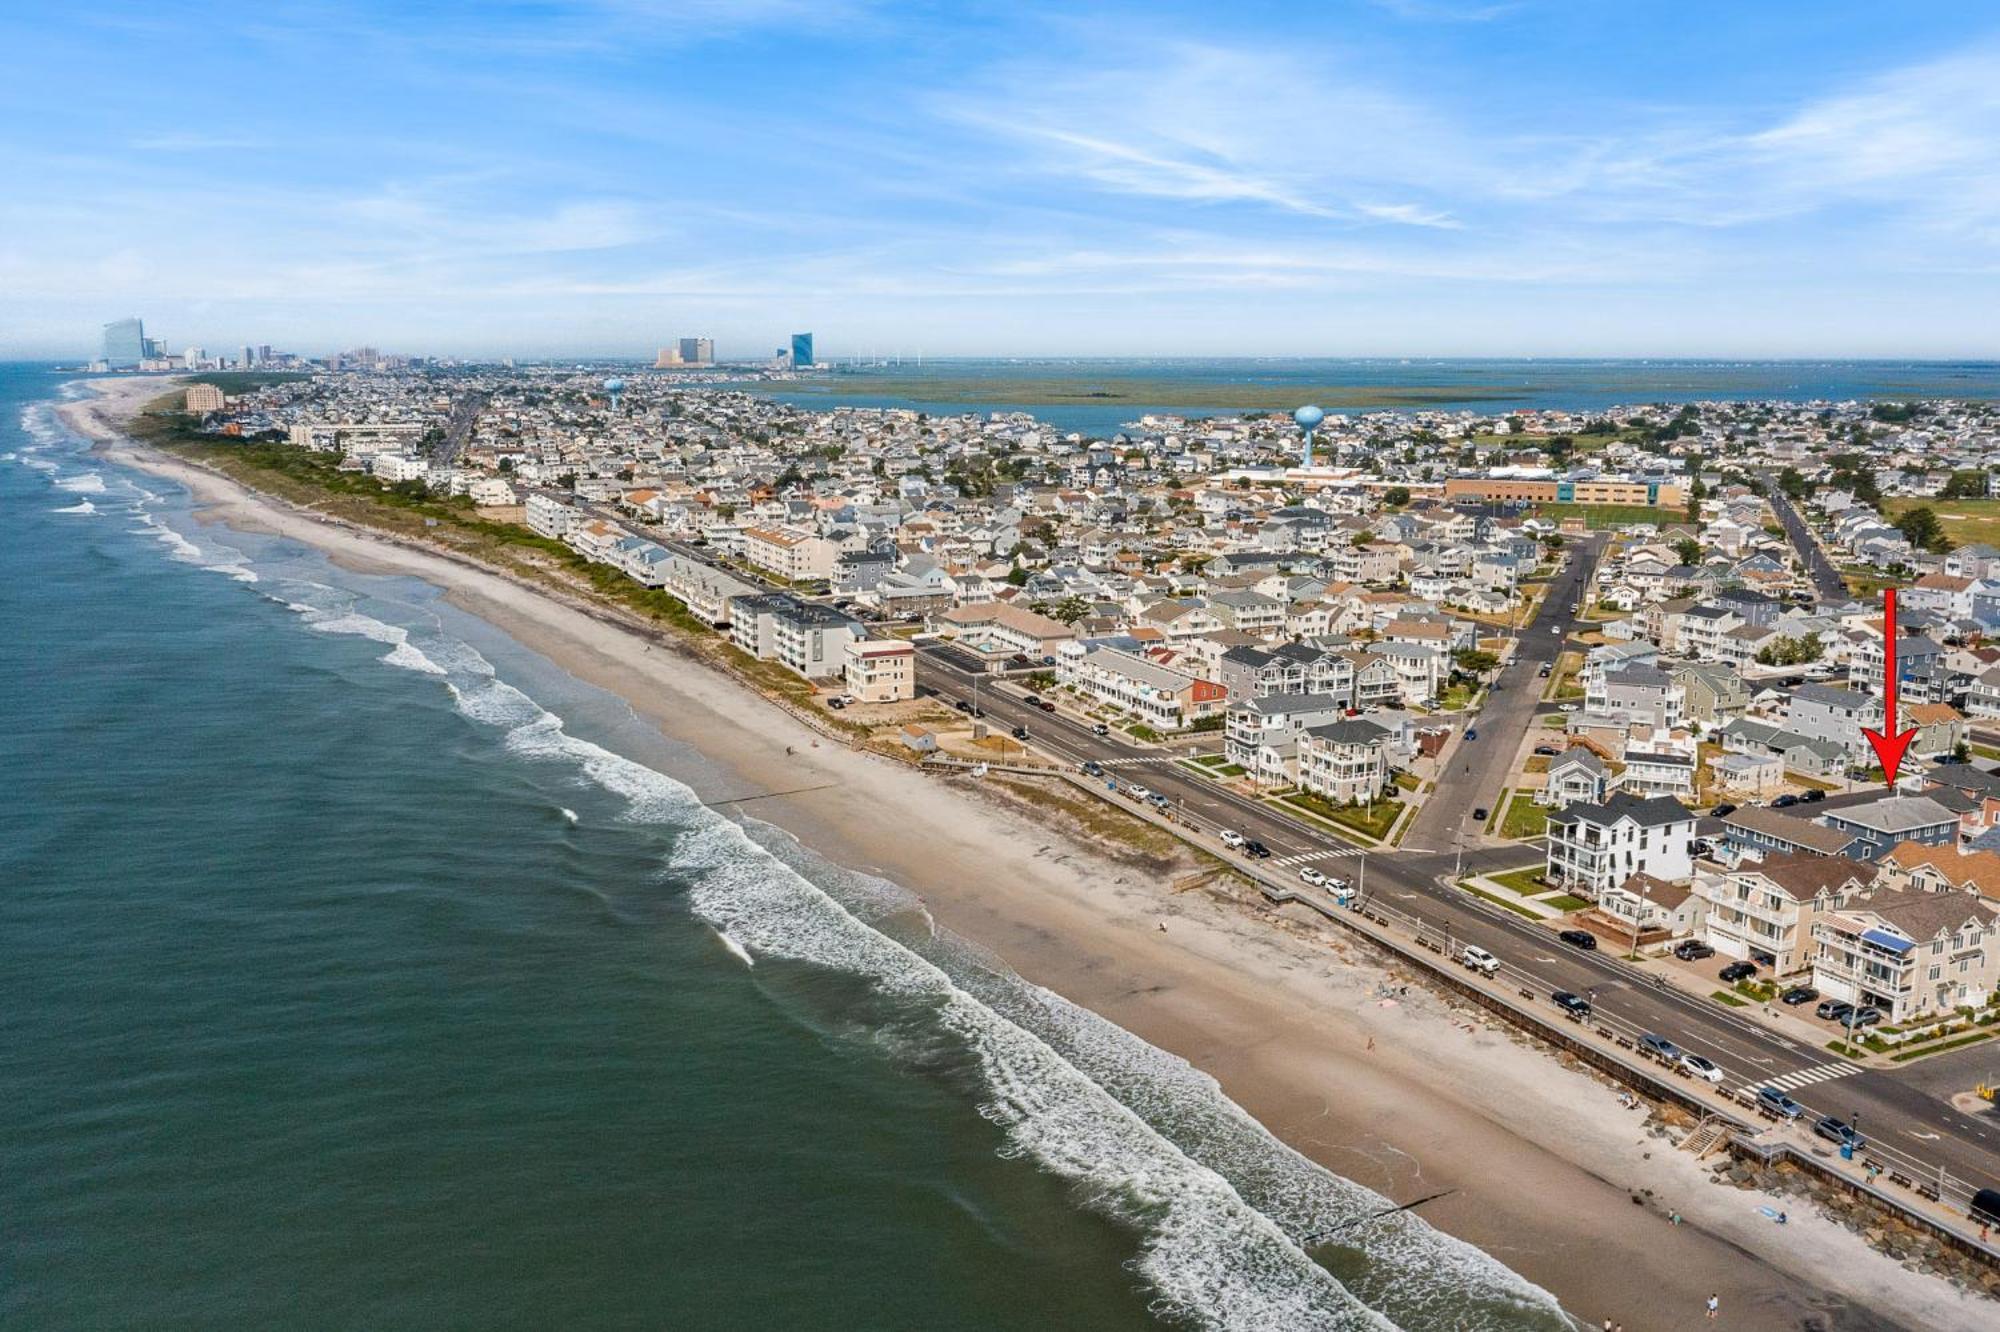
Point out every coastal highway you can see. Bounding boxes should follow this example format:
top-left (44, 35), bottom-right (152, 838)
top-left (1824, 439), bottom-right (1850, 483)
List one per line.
top-left (913, 642), bottom-right (2000, 1199)
top-left (1759, 471), bottom-right (1849, 600)
top-left (1400, 533), bottom-right (1605, 852)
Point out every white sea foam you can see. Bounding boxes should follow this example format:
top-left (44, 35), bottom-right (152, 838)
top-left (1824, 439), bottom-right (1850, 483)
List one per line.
top-left (134, 511), bottom-right (260, 583)
top-left (559, 807), bottom-right (580, 824)
top-left (55, 472), bottom-right (107, 494)
top-left (297, 609), bottom-right (455, 676)
top-left (53, 499), bottom-right (97, 515)
top-left (445, 684), bottom-right (1418, 1330)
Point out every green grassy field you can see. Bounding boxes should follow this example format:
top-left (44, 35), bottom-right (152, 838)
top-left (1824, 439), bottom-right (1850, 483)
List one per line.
top-left (1884, 497), bottom-right (2000, 547)
top-left (1528, 503), bottom-right (1685, 529)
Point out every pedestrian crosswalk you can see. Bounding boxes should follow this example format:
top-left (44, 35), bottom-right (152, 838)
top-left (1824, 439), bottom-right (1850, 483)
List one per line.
top-left (1098, 756), bottom-right (1174, 767)
top-left (1757, 1060), bottom-right (1865, 1093)
top-left (1272, 848), bottom-right (1364, 868)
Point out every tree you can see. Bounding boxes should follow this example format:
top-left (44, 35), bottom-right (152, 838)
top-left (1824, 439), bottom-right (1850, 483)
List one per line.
top-left (1049, 595), bottom-right (1091, 624)
top-left (1940, 470), bottom-right (1990, 500)
top-left (1453, 648), bottom-right (1501, 677)
top-left (1673, 537), bottom-right (1704, 567)
top-left (1384, 485), bottom-right (1411, 508)
top-left (1778, 466), bottom-right (1810, 500)
top-left (1894, 506), bottom-right (1952, 553)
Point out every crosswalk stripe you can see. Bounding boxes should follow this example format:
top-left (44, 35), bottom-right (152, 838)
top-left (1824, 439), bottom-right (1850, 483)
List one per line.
top-left (1762, 1060), bottom-right (1863, 1093)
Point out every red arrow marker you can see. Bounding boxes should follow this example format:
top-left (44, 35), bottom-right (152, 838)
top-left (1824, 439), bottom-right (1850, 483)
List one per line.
top-left (1861, 587), bottom-right (1916, 788)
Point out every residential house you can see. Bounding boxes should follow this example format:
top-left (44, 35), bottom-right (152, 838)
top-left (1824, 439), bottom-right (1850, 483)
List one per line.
top-left (1811, 891), bottom-right (2000, 1022)
top-left (1545, 793), bottom-right (1697, 899)
top-left (1695, 853), bottom-right (1870, 974)
top-left (1821, 796), bottom-right (1959, 861)
top-left (843, 639), bottom-right (917, 703)
top-left (1296, 719), bottom-right (1393, 804)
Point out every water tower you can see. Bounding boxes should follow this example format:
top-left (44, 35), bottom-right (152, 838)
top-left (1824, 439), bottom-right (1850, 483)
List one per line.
top-left (1294, 404), bottom-right (1326, 467)
top-left (602, 376), bottom-right (626, 413)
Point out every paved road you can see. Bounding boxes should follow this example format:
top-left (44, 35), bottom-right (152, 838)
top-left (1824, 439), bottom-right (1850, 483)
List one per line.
top-left (431, 391), bottom-right (488, 469)
top-left (1401, 535), bottom-right (1605, 852)
top-left (1759, 472), bottom-right (1848, 599)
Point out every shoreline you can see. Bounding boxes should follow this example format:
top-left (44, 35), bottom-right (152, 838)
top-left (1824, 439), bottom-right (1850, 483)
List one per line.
top-left (61, 378), bottom-right (1988, 1330)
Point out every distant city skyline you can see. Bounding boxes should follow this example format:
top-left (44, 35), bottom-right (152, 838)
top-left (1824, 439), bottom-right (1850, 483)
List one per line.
top-left (4, 3), bottom-right (2000, 359)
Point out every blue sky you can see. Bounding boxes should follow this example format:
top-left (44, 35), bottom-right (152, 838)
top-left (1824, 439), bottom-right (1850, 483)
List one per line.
top-left (4, 1), bottom-right (1999, 359)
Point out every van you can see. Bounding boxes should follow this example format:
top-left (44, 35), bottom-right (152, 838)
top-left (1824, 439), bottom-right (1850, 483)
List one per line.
top-left (1460, 945), bottom-right (1499, 976)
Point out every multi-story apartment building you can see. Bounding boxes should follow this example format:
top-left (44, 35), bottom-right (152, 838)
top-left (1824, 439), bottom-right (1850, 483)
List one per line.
top-left (740, 525), bottom-right (838, 583)
top-left (843, 639), bottom-right (917, 703)
top-left (1811, 890), bottom-right (2000, 1022)
top-left (1695, 853), bottom-right (1869, 974)
top-left (1545, 793), bottom-right (1697, 899)
top-left (1224, 692), bottom-right (1350, 785)
top-left (730, 594), bottom-right (861, 679)
top-left (1067, 646), bottom-right (1227, 732)
top-left (526, 492), bottom-right (580, 540)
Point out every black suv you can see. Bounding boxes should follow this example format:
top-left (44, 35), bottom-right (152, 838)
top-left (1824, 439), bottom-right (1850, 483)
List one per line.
top-left (1552, 991), bottom-right (1592, 1019)
top-left (1780, 986), bottom-right (1819, 1006)
top-left (1244, 841), bottom-right (1273, 860)
top-left (1719, 961), bottom-right (1758, 983)
top-left (1557, 929), bottom-right (1598, 951)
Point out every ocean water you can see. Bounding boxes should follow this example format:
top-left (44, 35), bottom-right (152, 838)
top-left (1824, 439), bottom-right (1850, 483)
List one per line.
top-left (0, 364), bottom-right (1574, 1330)
top-left (753, 356), bottom-right (2000, 434)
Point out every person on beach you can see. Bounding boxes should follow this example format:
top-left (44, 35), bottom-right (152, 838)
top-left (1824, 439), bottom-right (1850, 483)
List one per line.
top-left (1707, 1293), bottom-right (1719, 1319)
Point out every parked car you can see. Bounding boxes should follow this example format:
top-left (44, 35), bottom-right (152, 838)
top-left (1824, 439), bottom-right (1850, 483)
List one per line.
top-left (1772, 794), bottom-right (1800, 809)
top-left (1756, 1087), bottom-right (1807, 1119)
top-left (1552, 990), bottom-right (1592, 1019)
top-left (1298, 866), bottom-right (1327, 887)
top-left (1680, 1053), bottom-right (1726, 1084)
top-left (1092, 722), bottom-right (1110, 736)
top-left (1847, 1006), bottom-right (1884, 1029)
top-left (827, 697), bottom-right (845, 710)
top-left (1538, 664), bottom-right (1552, 678)
top-left (1244, 841), bottom-right (1273, 860)
top-left (1461, 945), bottom-right (1500, 976)
top-left (952, 699), bottom-right (971, 713)
top-left (1472, 807), bottom-right (1489, 822)
top-left (1711, 803), bottom-right (1737, 819)
top-left (1815, 999), bottom-right (1854, 1022)
top-left (1219, 830), bottom-right (1246, 850)
top-left (1557, 929), bottom-right (1598, 951)
top-left (1639, 1033), bottom-right (1683, 1062)
top-left (1326, 876), bottom-right (1351, 893)
top-left (1147, 793), bottom-right (1170, 810)
top-left (1719, 961), bottom-right (1758, 983)
top-left (1800, 788), bottom-right (1825, 803)
top-left (1024, 694), bottom-right (1041, 706)
top-left (1037, 700), bottom-right (1057, 713)
top-left (1080, 761), bottom-right (1105, 778)
top-left (1814, 1116), bottom-right (1867, 1150)
top-left (1780, 986), bottom-right (1819, 1006)
top-left (1533, 744), bottom-right (1560, 756)
top-left (1674, 940), bottom-right (1716, 961)
top-left (1123, 784), bottom-right (1153, 802)
top-left (1465, 728), bottom-right (1478, 741)
top-left (1010, 725), bottom-right (1029, 741)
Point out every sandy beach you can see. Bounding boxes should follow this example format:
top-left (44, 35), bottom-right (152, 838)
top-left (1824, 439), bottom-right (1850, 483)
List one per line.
top-left (67, 377), bottom-right (1989, 1330)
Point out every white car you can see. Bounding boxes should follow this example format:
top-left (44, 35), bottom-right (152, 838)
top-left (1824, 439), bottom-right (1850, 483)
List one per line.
top-left (1460, 945), bottom-right (1499, 976)
top-left (1219, 829), bottom-right (1247, 850)
top-left (1680, 1052), bottom-right (1726, 1084)
top-left (1297, 866), bottom-right (1326, 887)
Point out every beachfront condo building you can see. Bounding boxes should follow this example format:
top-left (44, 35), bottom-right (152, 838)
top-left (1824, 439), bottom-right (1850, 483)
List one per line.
top-left (790, 332), bottom-right (814, 367)
top-left (843, 639), bottom-right (917, 703)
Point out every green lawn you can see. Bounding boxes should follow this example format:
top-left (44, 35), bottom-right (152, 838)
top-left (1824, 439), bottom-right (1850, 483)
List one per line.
top-left (1282, 791), bottom-right (1399, 841)
top-left (1710, 990), bottom-right (1749, 1008)
top-left (1489, 866), bottom-right (1550, 896)
top-left (1884, 497), bottom-right (2000, 549)
top-left (1528, 503), bottom-right (1685, 529)
top-left (1888, 1031), bottom-right (1992, 1063)
top-left (1394, 771), bottom-right (1421, 792)
top-left (1500, 792), bottom-right (1549, 840)
top-left (1540, 893), bottom-right (1593, 912)
top-left (1438, 682), bottom-right (1478, 711)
